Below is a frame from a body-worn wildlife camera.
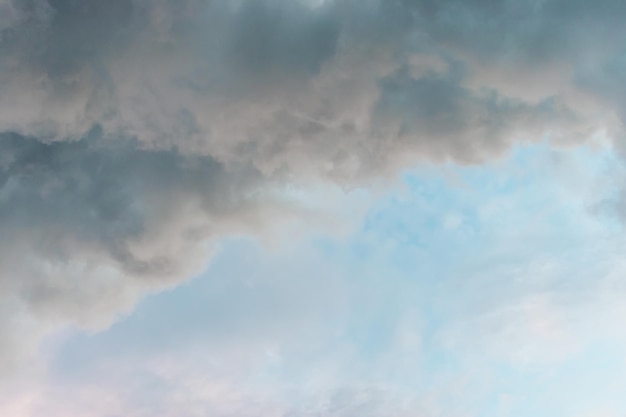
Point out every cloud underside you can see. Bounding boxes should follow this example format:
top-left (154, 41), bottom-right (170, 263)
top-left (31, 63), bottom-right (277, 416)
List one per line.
top-left (1, 0), bottom-right (626, 368)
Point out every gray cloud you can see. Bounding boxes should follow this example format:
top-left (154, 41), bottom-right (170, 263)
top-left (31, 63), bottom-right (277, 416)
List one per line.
top-left (1, 0), bottom-right (626, 369)
top-left (0, 126), bottom-right (283, 371)
top-left (0, 127), bottom-right (264, 277)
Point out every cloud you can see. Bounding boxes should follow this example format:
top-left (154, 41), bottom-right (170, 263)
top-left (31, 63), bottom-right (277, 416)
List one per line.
top-left (0, 127), bottom-right (290, 373)
top-left (0, 0), bottom-right (606, 159)
top-left (2, 0), bottom-right (626, 373)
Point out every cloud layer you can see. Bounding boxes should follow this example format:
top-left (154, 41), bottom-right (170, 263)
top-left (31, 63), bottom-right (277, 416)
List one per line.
top-left (2, 0), bottom-right (626, 370)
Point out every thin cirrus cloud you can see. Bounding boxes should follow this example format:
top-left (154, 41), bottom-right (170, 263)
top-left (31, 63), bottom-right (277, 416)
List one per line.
top-left (1, 0), bottom-right (626, 400)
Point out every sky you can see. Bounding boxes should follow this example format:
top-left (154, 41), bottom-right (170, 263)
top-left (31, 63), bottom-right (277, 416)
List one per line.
top-left (2, 0), bottom-right (626, 416)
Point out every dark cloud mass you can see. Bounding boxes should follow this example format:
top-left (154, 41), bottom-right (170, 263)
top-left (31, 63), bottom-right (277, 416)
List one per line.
top-left (0, 127), bottom-right (265, 278)
top-left (0, 0), bottom-right (625, 366)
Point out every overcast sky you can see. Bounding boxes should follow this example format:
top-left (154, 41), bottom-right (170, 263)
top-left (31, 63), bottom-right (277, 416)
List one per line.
top-left (2, 0), bottom-right (626, 416)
